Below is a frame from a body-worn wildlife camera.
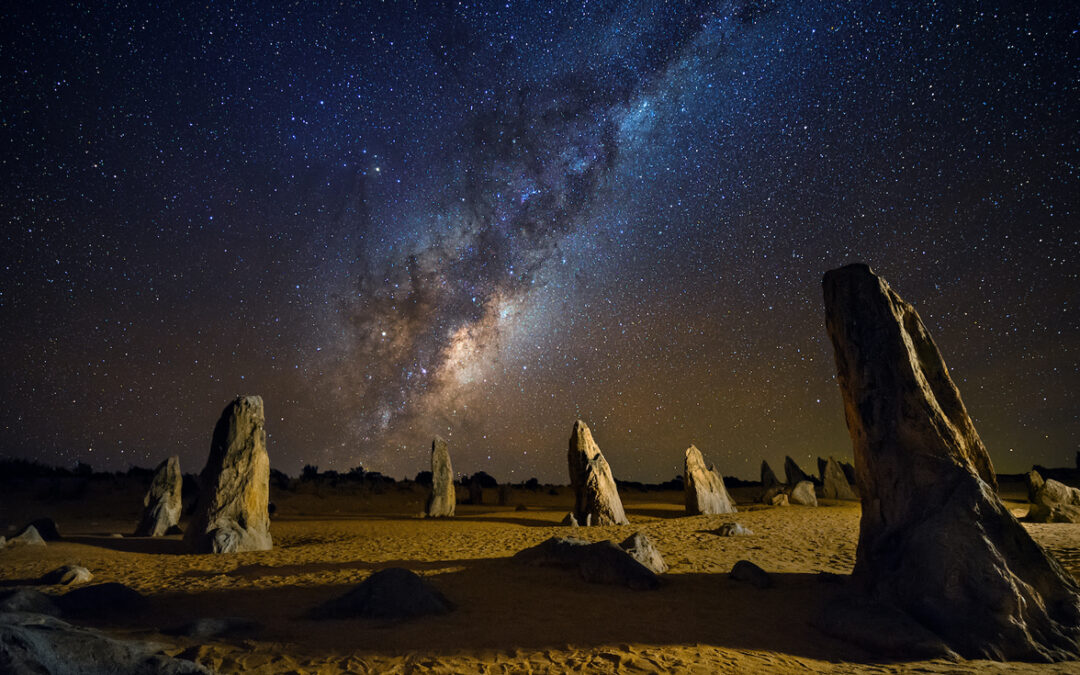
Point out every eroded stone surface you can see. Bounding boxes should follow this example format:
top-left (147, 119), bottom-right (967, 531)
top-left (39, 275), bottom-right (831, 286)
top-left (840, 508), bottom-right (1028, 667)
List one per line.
top-left (567, 420), bottom-right (628, 526)
top-left (683, 445), bottom-right (736, 516)
top-left (425, 437), bottom-right (456, 518)
top-left (824, 263), bottom-right (1080, 661)
top-left (184, 396), bottom-right (272, 553)
top-left (134, 456), bottom-right (182, 537)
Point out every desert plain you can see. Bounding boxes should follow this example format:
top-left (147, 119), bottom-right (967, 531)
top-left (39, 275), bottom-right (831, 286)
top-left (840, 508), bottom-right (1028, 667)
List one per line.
top-left (2, 473), bottom-right (1079, 674)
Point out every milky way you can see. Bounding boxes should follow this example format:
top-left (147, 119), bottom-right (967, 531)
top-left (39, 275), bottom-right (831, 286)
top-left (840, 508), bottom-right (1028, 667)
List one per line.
top-left (2, 2), bottom-right (1077, 483)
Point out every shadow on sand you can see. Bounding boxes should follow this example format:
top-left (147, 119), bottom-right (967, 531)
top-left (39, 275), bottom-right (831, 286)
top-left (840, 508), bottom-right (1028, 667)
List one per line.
top-left (64, 556), bottom-right (904, 668)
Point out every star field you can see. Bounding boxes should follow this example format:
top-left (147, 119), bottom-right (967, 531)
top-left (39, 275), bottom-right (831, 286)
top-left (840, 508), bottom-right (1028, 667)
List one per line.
top-left (2, 1), bottom-right (1078, 483)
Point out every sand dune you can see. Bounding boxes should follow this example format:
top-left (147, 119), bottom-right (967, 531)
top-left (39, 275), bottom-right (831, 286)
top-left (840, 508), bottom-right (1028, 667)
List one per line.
top-left (2, 482), bottom-right (1078, 673)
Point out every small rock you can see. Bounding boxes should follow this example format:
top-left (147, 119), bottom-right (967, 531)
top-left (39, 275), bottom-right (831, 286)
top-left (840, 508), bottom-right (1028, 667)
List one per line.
top-left (560, 512), bottom-right (579, 527)
top-left (17, 518), bottom-right (60, 542)
top-left (514, 504), bottom-right (527, 512)
top-left (57, 583), bottom-right (146, 616)
top-left (769, 493), bottom-right (789, 507)
top-left (513, 536), bottom-right (659, 590)
top-left (39, 565), bottom-right (93, 586)
top-left (309, 568), bottom-right (453, 620)
top-left (6, 526), bottom-right (46, 547)
top-left (714, 522), bottom-right (753, 536)
top-left (730, 560), bottom-right (772, 589)
top-left (619, 532), bottom-right (668, 574)
top-left (789, 481), bottom-right (818, 507)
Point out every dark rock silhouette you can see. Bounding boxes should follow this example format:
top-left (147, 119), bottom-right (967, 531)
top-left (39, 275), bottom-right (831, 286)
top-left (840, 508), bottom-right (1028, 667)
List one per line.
top-left (729, 560), bottom-right (772, 589)
top-left (57, 583), bottom-right (146, 617)
top-left (824, 263), bottom-right (1080, 661)
top-left (134, 456), bottom-right (182, 537)
top-left (184, 396), bottom-right (272, 553)
top-left (425, 437), bottom-right (456, 517)
top-left (822, 457), bottom-right (859, 501)
top-left (759, 460), bottom-right (785, 504)
top-left (784, 455), bottom-right (813, 487)
top-left (567, 420), bottom-right (628, 526)
top-left (683, 445), bottom-right (737, 515)
top-left (468, 474), bottom-right (483, 505)
top-left (309, 568), bottom-right (453, 620)
top-left (0, 589), bottom-right (59, 616)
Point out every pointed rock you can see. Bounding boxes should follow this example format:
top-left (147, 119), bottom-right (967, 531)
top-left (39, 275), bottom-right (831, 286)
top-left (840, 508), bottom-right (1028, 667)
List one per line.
top-left (824, 263), bottom-right (1080, 661)
top-left (184, 396), bottom-right (272, 553)
top-left (822, 457), bottom-right (859, 501)
top-left (567, 420), bottom-right (628, 526)
top-left (683, 445), bottom-right (736, 515)
top-left (784, 455), bottom-right (813, 486)
top-left (134, 456), bottom-right (182, 536)
top-left (424, 437), bottom-right (455, 517)
top-left (759, 460), bottom-right (785, 504)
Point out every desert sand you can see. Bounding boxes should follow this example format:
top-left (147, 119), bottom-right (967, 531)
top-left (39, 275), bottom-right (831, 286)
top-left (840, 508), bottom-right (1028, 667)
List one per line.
top-left (2, 477), bottom-right (1079, 674)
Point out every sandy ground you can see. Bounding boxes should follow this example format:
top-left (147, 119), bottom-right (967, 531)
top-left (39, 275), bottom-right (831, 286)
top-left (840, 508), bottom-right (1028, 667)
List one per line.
top-left (2, 479), bottom-right (1080, 674)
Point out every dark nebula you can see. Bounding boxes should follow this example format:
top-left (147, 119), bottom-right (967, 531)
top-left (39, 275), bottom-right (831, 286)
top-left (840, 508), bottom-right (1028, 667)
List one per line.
top-left (2, 1), bottom-right (1077, 483)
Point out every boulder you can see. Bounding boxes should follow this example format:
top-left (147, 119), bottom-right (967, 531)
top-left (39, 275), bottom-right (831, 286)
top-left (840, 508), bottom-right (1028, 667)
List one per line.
top-left (5, 526), bottom-right (45, 547)
top-left (714, 522), bottom-right (753, 536)
top-left (784, 455), bottom-right (814, 487)
top-left (619, 532), bottom-right (668, 574)
top-left (39, 565), bottom-right (93, 586)
top-left (729, 560), bottom-right (772, 589)
top-left (567, 420), bottom-right (629, 526)
top-left (184, 396), bottom-right (273, 553)
top-left (134, 456), bottom-right (182, 537)
top-left (683, 445), bottom-right (736, 515)
top-left (768, 493), bottom-right (789, 507)
top-left (1027, 475), bottom-right (1080, 523)
top-left (309, 568), bottom-right (453, 620)
top-left (17, 518), bottom-right (60, 542)
top-left (822, 456), bottom-right (859, 501)
top-left (513, 536), bottom-right (660, 590)
top-left (0, 612), bottom-right (209, 674)
top-left (823, 263), bottom-right (1080, 661)
top-left (789, 481), bottom-right (818, 506)
top-left (424, 437), bottom-right (456, 517)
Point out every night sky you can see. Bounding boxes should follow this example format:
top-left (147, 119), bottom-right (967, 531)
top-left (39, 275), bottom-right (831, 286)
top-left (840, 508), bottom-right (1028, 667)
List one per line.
top-left (2, 2), bottom-right (1077, 484)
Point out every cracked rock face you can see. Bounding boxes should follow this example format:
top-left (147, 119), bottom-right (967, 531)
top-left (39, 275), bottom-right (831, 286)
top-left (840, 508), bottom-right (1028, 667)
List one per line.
top-left (684, 445), bottom-right (736, 516)
top-left (824, 263), bottom-right (1080, 662)
top-left (567, 420), bottom-right (628, 526)
top-left (184, 396), bottom-right (272, 554)
top-left (134, 456), bottom-right (182, 537)
top-left (425, 437), bottom-right (456, 518)
top-left (1026, 471), bottom-right (1080, 523)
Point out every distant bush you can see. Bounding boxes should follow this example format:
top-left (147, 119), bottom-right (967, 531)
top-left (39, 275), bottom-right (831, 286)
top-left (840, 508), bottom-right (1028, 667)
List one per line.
top-left (301, 464), bottom-right (319, 481)
top-left (414, 470), bottom-right (433, 486)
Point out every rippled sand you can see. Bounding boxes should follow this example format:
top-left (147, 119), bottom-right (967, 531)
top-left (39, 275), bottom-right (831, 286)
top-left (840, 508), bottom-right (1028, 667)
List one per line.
top-left (2, 479), bottom-right (1078, 673)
